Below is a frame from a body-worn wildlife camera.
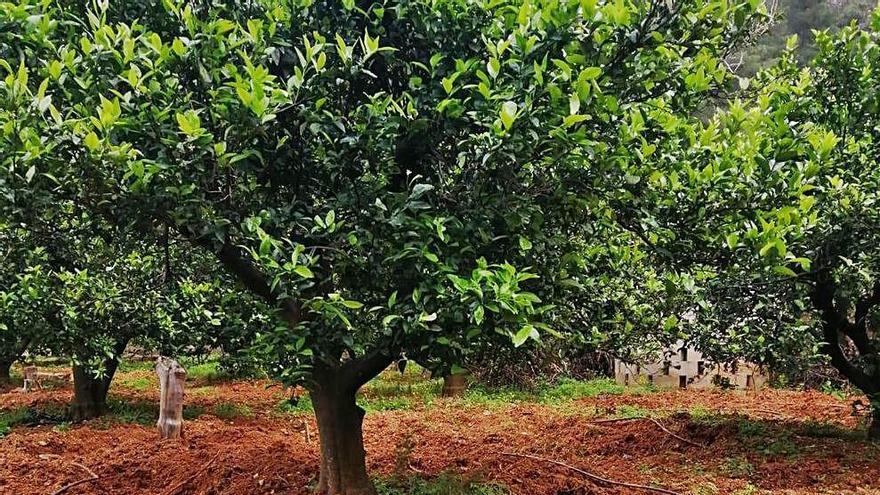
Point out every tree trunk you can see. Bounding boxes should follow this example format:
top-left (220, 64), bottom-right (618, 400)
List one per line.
top-left (311, 377), bottom-right (376, 495)
top-left (0, 360), bottom-right (11, 384)
top-left (71, 358), bottom-right (120, 420)
top-left (441, 373), bottom-right (467, 397)
top-left (156, 357), bottom-right (187, 439)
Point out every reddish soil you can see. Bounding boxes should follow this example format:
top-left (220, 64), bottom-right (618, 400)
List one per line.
top-left (1, 378), bottom-right (878, 495)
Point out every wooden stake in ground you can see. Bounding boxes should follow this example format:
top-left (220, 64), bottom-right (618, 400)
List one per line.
top-left (22, 365), bottom-right (38, 392)
top-left (156, 357), bottom-right (187, 439)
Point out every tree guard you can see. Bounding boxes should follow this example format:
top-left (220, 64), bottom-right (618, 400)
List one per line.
top-left (156, 357), bottom-right (186, 439)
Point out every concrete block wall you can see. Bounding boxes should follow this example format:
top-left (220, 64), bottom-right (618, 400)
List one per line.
top-left (614, 340), bottom-right (767, 390)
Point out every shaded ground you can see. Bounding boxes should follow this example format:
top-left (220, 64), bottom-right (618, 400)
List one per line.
top-left (1, 363), bottom-right (878, 495)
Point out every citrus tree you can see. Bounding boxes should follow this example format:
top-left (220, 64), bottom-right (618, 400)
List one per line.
top-left (1, 0), bottom-right (765, 491)
top-left (0, 225), bottom-right (51, 383)
top-left (636, 15), bottom-right (880, 440)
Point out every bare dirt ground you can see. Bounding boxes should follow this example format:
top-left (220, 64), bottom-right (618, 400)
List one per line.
top-left (1, 366), bottom-right (878, 495)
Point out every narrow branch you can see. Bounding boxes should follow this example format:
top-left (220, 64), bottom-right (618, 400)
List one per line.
top-left (194, 236), bottom-right (301, 325)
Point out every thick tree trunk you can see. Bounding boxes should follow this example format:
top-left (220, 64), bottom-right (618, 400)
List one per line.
top-left (441, 373), bottom-right (467, 397)
top-left (71, 365), bottom-right (114, 420)
top-left (311, 377), bottom-right (376, 495)
top-left (870, 401), bottom-right (880, 442)
top-left (70, 339), bottom-right (128, 420)
top-left (71, 354), bottom-right (124, 420)
top-left (0, 360), bottom-right (11, 384)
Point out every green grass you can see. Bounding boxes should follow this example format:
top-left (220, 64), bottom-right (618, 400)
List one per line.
top-left (375, 474), bottom-right (508, 495)
top-left (212, 401), bottom-right (252, 420)
top-left (459, 377), bottom-right (651, 409)
top-left (538, 377), bottom-right (631, 402)
top-left (116, 374), bottom-right (153, 391)
top-left (798, 420), bottom-right (867, 441)
top-left (107, 398), bottom-right (157, 426)
top-left (614, 404), bottom-right (651, 419)
top-left (0, 403), bottom-right (69, 436)
top-left (117, 360), bottom-right (156, 373)
top-left (720, 456), bottom-right (755, 478)
top-left (184, 359), bottom-right (230, 383)
top-left (275, 395), bottom-right (314, 414)
top-left (0, 408), bottom-right (31, 437)
top-left (274, 373), bottom-right (656, 416)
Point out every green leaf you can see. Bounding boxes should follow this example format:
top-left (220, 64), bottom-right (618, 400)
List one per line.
top-left (176, 111), bottom-right (201, 136)
top-left (473, 305), bottom-right (484, 325)
top-left (772, 265), bottom-right (797, 277)
top-left (569, 93), bottom-right (580, 115)
top-left (579, 67), bottom-right (602, 81)
top-left (500, 101), bottom-right (517, 130)
top-left (83, 132), bottom-right (101, 152)
top-left (341, 300), bottom-right (363, 309)
top-left (725, 233), bottom-right (739, 249)
top-left (512, 324), bottom-right (536, 347)
top-left (518, 236), bottom-right (533, 251)
top-left (563, 114), bottom-right (590, 127)
top-left (487, 57), bottom-right (500, 79)
top-left (294, 266), bottom-right (314, 278)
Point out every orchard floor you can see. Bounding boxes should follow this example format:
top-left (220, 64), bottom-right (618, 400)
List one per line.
top-left (1, 362), bottom-right (879, 495)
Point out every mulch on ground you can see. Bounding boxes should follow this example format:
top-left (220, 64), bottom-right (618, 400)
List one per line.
top-left (1, 376), bottom-right (878, 495)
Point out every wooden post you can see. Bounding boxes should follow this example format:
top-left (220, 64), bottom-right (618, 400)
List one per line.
top-left (22, 365), bottom-right (38, 392)
top-left (156, 357), bottom-right (186, 439)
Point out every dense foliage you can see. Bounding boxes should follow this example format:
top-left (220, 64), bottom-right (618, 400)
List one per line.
top-left (635, 11), bottom-right (880, 440)
top-left (0, 0), bottom-right (769, 492)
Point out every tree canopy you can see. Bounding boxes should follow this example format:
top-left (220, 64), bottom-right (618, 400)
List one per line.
top-left (1, 0), bottom-right (770, 492)
top-left (633, 11), bottom-right (880, 439)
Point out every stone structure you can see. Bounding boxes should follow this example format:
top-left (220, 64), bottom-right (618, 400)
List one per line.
top-left (614, 341), bottom-right (767, 390)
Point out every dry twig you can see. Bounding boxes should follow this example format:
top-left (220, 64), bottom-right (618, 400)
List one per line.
top-left (501, 452), bottom-right (681, 495)
top-left (646, 418), bottom-right (705, 448)
top-left (49, 461), bottom-right (100, 495)
top-left (162, 452), bottom-right (221, 495)
top-left (590, 416), bottom-right (705, 448)
top-left (589, 417), bottom-right (642, 424)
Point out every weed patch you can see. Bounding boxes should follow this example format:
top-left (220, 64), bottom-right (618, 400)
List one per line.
top-left (212, 402), bottom-right (252, 420)
top-left (376, 474), bottom-right (507, 495)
